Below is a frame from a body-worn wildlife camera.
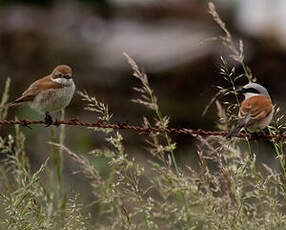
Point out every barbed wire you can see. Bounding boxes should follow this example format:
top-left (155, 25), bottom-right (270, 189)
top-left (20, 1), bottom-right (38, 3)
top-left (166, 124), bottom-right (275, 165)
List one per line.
top-left (0, 119), bottom-right (285, 141)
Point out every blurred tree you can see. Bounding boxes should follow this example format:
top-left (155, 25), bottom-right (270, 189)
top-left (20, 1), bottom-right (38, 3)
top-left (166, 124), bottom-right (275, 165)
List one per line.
top-left (0, 0), bottom-right (107, 6)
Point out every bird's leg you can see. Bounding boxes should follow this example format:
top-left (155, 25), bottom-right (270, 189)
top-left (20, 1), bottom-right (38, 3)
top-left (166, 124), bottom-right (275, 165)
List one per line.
top-left (53, 112), bottom-right (60, 127)
top-left (44, 112), bottom-right (53, 127)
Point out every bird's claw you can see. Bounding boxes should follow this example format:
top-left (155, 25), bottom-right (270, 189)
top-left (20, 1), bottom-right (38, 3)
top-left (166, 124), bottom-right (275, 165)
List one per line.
top-left (44, 113), bottom-right (53, 127)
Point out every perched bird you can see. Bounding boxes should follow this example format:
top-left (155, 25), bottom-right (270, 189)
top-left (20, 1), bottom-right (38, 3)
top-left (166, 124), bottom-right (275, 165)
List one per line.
top-left (3, 65), bottom-right (75, 125)
top-left (227, 83), bottom-right (274, 138)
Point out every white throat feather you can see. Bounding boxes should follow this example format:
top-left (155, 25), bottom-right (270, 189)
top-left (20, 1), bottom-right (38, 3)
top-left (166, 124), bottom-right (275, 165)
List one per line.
top-left (244, 92), bottom-right (261, 99)
top-left (52, 77), bottom-right (73, 87)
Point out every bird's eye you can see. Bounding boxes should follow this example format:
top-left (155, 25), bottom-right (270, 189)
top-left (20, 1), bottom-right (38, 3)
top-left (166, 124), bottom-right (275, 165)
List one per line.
top-left (244, 88), bottom-right (260, 94)
top-left (58, 73), bottom-right (63, 78)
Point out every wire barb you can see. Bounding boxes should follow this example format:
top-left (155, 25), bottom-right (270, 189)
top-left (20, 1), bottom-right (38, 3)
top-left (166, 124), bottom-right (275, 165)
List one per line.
top-left (0, 119), bottom-right (285, 140)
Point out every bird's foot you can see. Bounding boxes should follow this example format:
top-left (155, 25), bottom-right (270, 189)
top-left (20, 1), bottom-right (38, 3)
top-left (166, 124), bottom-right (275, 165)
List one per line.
top-left (44, 112), bottom-right (53, 127)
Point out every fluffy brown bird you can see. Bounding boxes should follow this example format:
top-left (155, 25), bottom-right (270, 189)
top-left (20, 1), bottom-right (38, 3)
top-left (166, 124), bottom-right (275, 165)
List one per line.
top-left (3, 65), bottom-right (75, 125)
top-left (227, 83), bottom-right (274, 138)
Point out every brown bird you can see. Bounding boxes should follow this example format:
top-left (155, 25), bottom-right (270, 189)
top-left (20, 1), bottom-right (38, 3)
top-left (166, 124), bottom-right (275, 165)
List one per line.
top-left (227, 83), bottom-right (274, 138)
top-left (3, 65), bottom-right (75, 125)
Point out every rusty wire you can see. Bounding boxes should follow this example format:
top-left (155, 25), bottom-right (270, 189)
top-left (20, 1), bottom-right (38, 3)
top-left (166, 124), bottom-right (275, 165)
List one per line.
top-left (0, 119), bottom-right (285, 140)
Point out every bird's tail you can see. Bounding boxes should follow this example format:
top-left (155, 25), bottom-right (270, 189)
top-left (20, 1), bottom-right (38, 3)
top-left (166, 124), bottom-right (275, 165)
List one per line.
top-left (0, 102), bottom-right (20, 111)
top-left (227, 115), bottom-right (251, 138)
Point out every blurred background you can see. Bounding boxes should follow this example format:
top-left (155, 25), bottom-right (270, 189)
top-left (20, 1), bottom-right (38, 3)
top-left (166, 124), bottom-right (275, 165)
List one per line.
top-left (1, 0), bottom-right (286, 204)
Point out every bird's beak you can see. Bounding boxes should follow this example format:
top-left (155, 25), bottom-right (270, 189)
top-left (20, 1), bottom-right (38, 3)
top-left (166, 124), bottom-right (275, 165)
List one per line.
top-left (234, 87), bottom-right (245, 95)
top-left (63, 75), bottom-right (72, 79)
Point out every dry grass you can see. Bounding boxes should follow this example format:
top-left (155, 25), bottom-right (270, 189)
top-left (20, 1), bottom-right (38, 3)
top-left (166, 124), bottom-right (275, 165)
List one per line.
top-left (0, 2), bottom-right (286, 230)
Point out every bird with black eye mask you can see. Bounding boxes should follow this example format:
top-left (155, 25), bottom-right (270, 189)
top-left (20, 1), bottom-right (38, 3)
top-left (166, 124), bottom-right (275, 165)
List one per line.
top-left (227, 83), bottom-right (274, 138)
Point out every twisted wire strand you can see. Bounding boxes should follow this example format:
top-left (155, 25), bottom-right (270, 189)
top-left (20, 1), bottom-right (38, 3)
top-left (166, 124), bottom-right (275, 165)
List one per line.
top-left (0, 119), bottom-right (285, 140)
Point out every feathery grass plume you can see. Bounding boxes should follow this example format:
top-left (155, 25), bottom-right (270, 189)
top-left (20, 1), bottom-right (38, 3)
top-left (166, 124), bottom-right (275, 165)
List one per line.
top-left (206, 3), bottom-right (255, 161)
top-left (53, 89), bottom-right (158, 229)
top-left (208, 2), bottom-right (254, 82)
top-left (205, 55), bottom-right (247, 118)
top-left (267, 106), bottom-right (286, 177)
top-left (63, 194), bottom-right (89, 230)
top-left (78, 90), bottom-right (112, 122)
top-left (123, 52), bottom-right (179, 175)
top-left (78, 90), bottom-right (113, 134)
top-left (218, 57), bottom-right (244, 125)
top-left (51, 139), bottom-right (157, 229)
top-left (123, 53), bottom-right (158, 111)
top-left (0, 126), bottom-right (59, 229)
top-left (193, 134), bottom-right (286, 229)
top-left (50, 142), bottom-right (101, 184)
top-left (204, 2), bottom-right (256, 131)
top-left (0, 102), bottom-right (87, 229)
top-left (202, 57), bottom-right (243, 121)
top-left (1, 159), bottom-right (50, 229)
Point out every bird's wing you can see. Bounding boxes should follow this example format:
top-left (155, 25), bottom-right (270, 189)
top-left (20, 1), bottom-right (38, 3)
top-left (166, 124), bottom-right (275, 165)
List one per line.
top-left (238, 95), bottom-right (273, 127)
top-left (227, 95), bottom-right (273, 138)
top-left (13, 75), bottom-right (61, 104)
